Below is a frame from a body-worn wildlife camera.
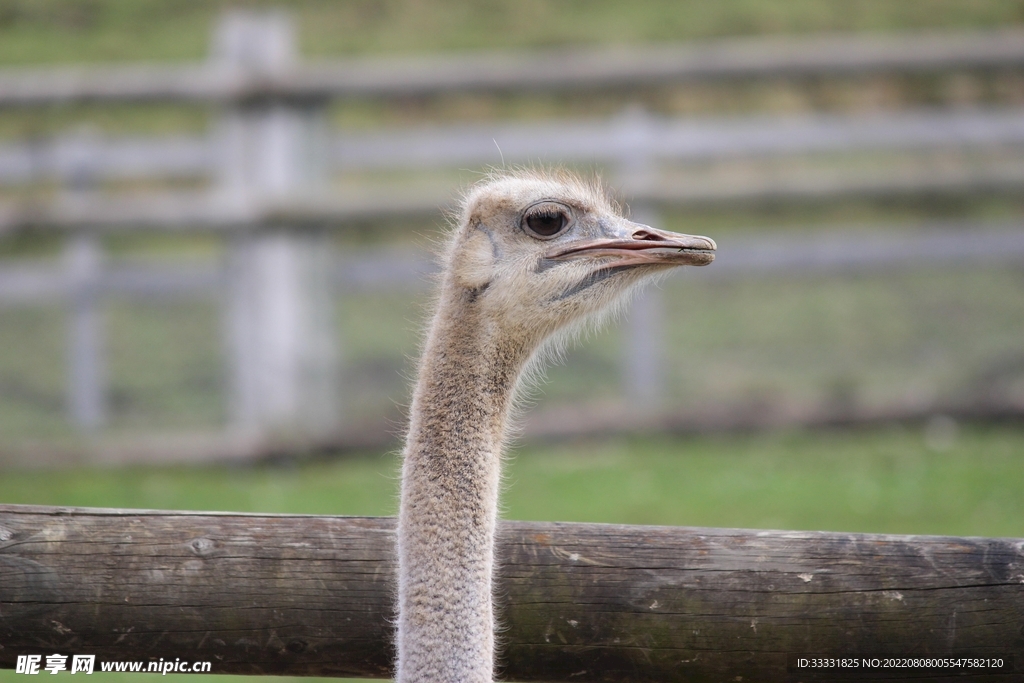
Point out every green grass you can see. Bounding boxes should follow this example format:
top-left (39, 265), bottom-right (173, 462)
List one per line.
top-left (0, 297), bottom-right (227, 437)
top-left (0, 0), bottom-right (1022, 66)
top-left (0, 305), bottom-right (70, 436)
top-left (503, 426), bottom-right (1024, 537)
top-left (3, 425), bottom-right (1023, 536)
top-left (660, 265), bottom-right (1024, 412)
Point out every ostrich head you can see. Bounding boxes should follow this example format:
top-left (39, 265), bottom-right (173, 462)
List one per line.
top-left (441, 170), bottom-right (716, 348)
top-left (397, 169), bottom-right (716, 683)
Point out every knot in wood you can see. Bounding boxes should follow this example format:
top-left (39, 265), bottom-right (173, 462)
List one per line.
top-left (286, 639), bottom-right (308, 654)
top-left (189, 537), bottom-right (216, 556)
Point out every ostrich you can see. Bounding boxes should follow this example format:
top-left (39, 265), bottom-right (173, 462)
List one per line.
top-left (396, 169), bottom-right (715, 683)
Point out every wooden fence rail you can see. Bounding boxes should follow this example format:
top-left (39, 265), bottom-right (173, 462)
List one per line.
top-left (2, 29), bottom-right (1024, 106)
top-left (5, 161), bottom-right (1024, 235)
top-left (4, 107), bottom-right (1024, 187)
top-left (1, 504), bottom-right (1022, 681)
top-left (3, 222), bottom-right (1024, 306)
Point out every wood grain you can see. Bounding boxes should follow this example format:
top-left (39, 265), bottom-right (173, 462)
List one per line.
top-left (1, 504), bottom-right (1022, 680)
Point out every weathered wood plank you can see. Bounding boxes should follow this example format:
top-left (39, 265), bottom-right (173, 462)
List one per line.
top-left (3, 224), bottom-right (1022, 304)
top-left (1, 504), bottom-right (1022, 681)
top-left (4, 161), bottom-right (1024, 236)
top-left (5, 108), bottom-right (1024, 185)
top-left (2, 30), bottom-right (1024, 106)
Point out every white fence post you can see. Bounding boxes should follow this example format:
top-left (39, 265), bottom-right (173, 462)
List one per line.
top-left (63, 129), bottom-right (107, 431)
top-left (616, 106), bottom-right (666, 406)
top-left (215, 12), bottom-right (339, 438)
top-left (622, 205), bottom-right (665, 407)
top-left (66, 233), bottom-right (105, 430)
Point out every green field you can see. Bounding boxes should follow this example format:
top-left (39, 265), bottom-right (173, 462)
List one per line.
top-left (3, 424), bottom-right (1023, 537)
top-left (1, 0), bottom-right (1022, 65)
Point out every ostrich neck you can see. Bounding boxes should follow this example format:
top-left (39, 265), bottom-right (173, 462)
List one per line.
top-left (397, 292), bottom-right (532, 683)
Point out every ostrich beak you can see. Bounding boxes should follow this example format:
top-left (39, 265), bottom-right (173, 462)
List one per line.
top-left (545, 224), bottom-right (716, 268)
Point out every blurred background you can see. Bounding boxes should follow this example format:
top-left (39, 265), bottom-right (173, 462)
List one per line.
top-left (2, 1), bottom-right (1024, 681)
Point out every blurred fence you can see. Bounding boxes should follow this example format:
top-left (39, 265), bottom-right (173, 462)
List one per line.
top-left (1, 12), bottom-right (1023, 464)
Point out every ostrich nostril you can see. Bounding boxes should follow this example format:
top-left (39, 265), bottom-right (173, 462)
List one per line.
top-left (632, 229), bottom-right (664, 242)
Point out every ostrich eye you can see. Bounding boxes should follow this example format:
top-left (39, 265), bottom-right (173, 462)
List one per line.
top-left (526, 212), bottom-right (566, 236)
top-left (522, 204), bottom-right (571, 239)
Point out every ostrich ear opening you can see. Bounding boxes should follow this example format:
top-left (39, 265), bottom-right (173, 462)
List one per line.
top-left (452, 228), bottom-right (495, 292)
